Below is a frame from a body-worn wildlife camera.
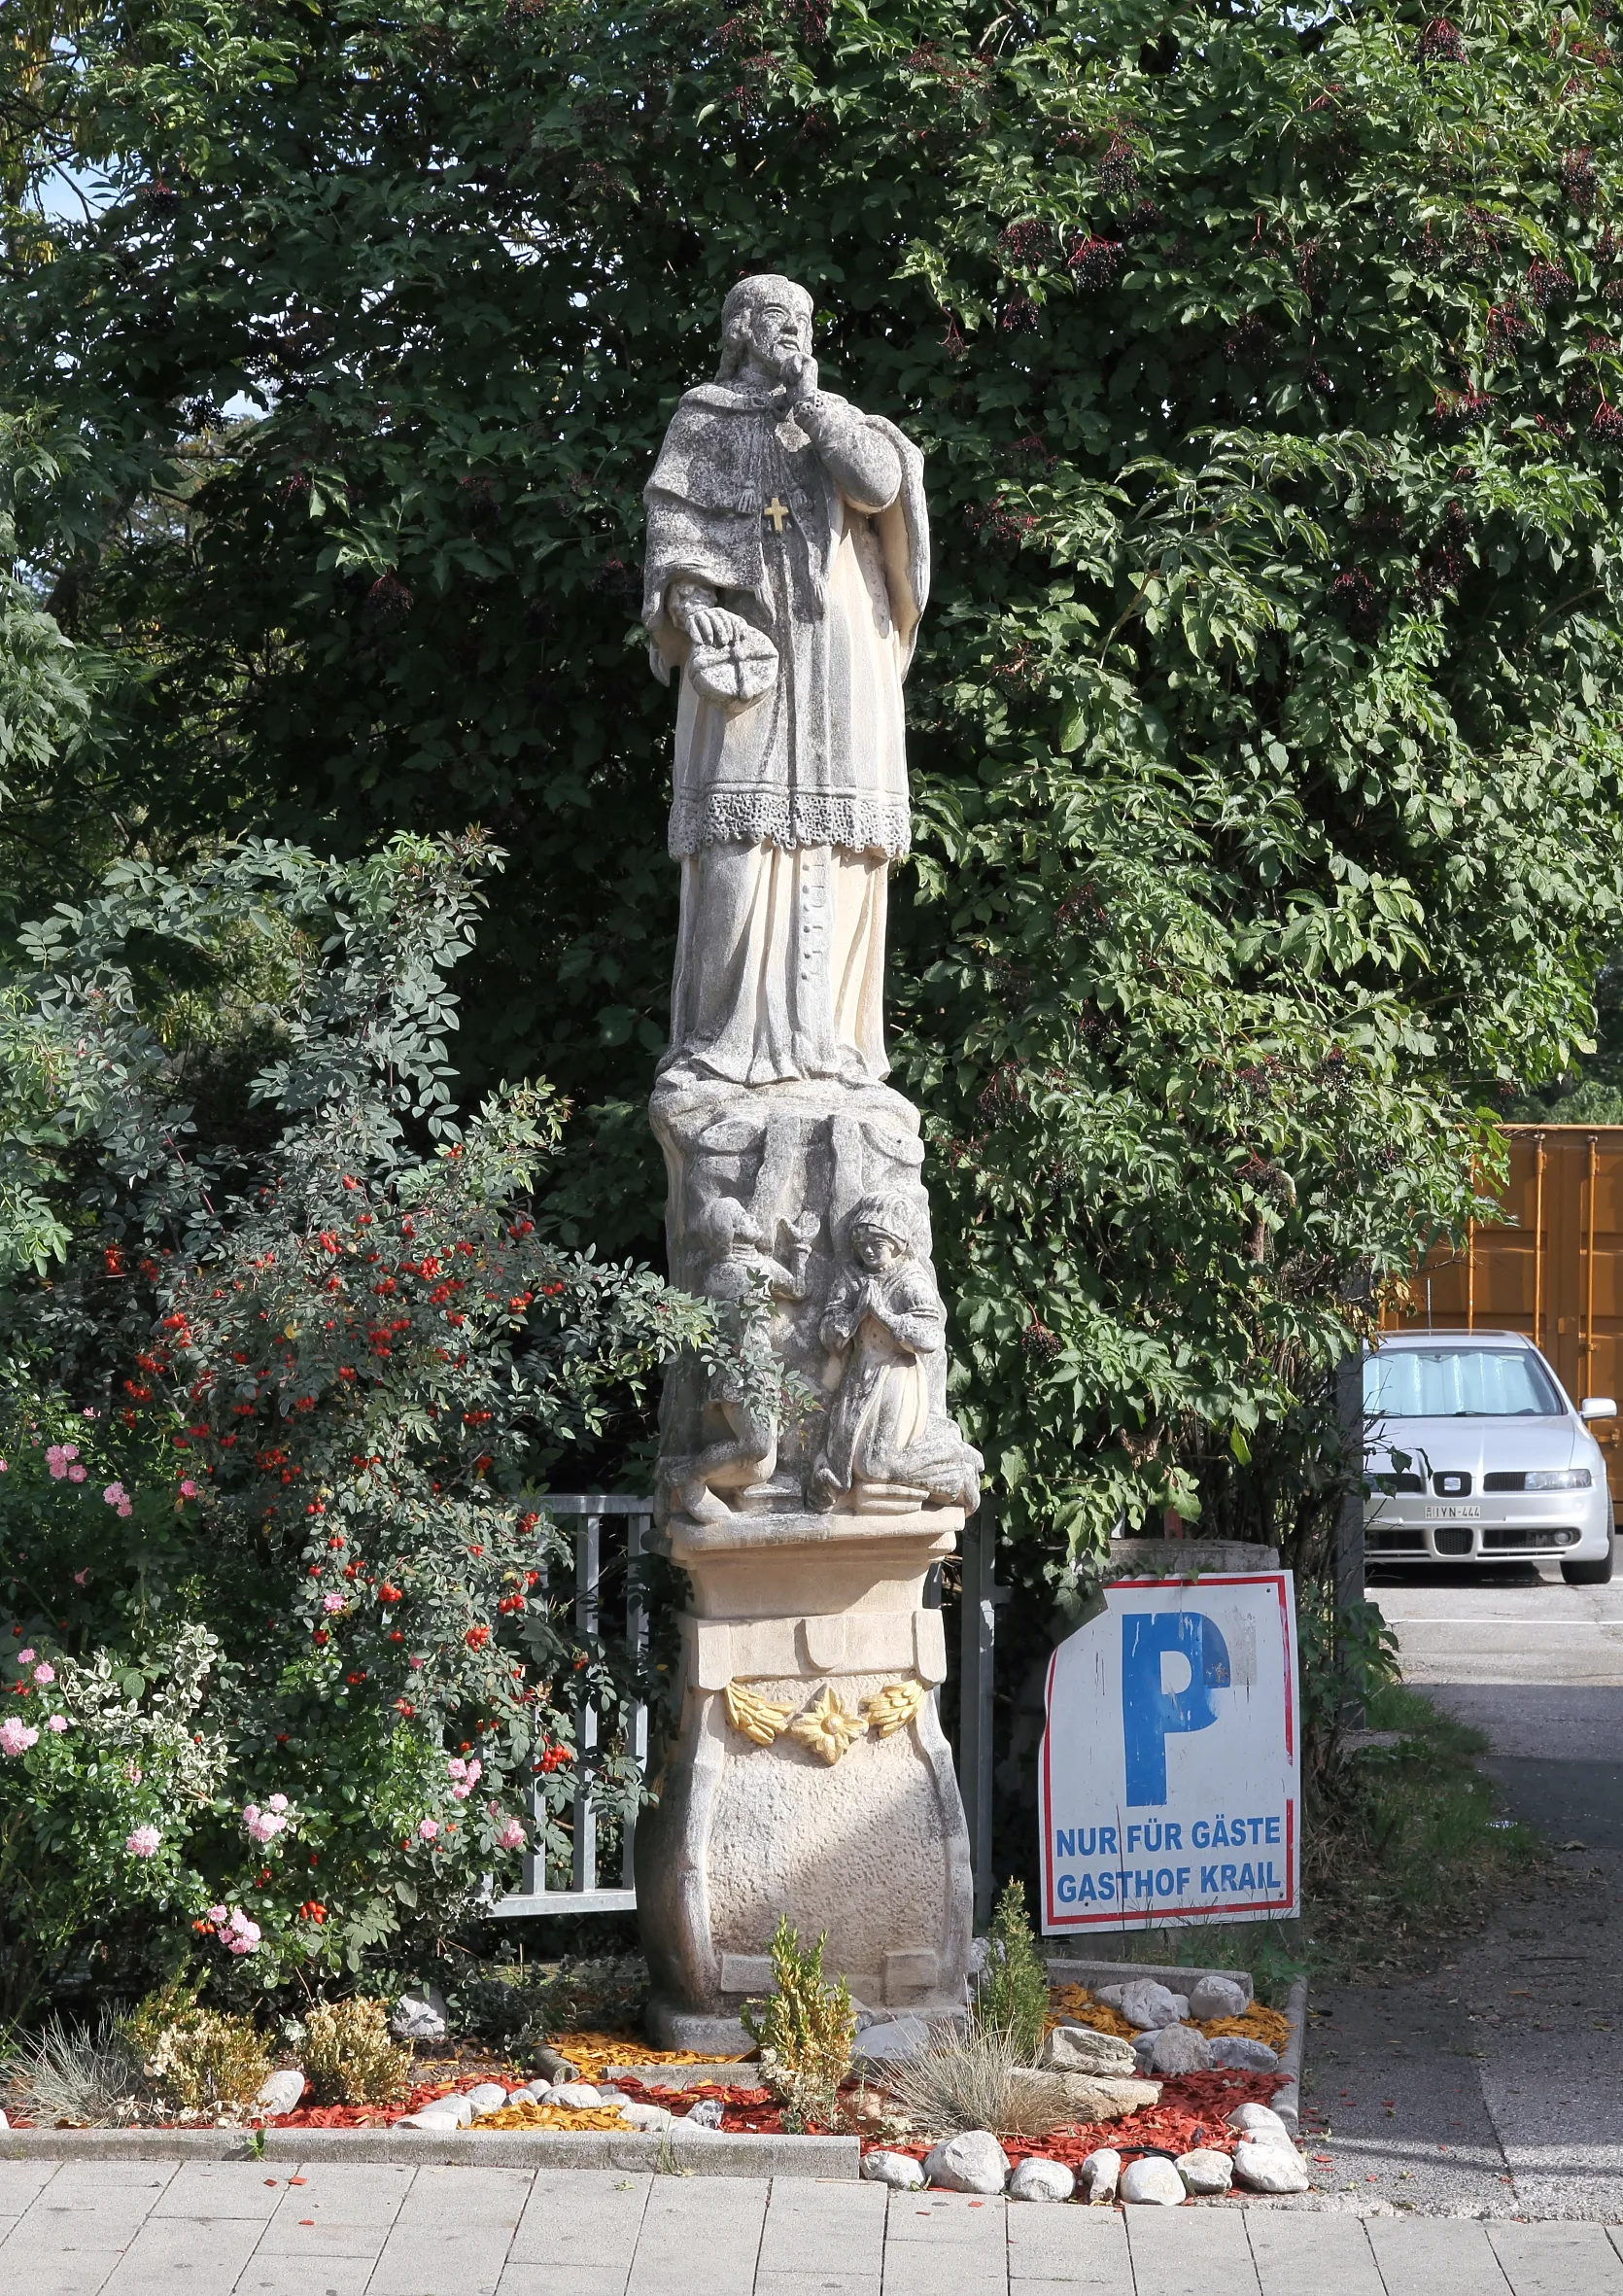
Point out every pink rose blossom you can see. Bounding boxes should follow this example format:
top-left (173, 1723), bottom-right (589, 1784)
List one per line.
top-left (321, 1591), bottom-right (345, 1613)
top-left (0, 1719), bottom-right (40, 1757)
top-left (32, 1663), bottom-right (54, 1686)
top-left (60, 1443), bottom-right (79, 1461)
top-left (207, 1904), bottom-right (228, 1923)
top-left (117, 1501), bottom-right (132, 1518)
top-left (67, 1463), bottom-right (87, 1482)
top-left (242, 1803), bottom-right (287, 1844)
top-left (496, 1817), bottom-right (526, 1851)
top-left (124, 1761), bottom-right (142, 1784)
top-left (45, 1715), bottom-right (68, 1732)
top-left (17, 1648), bottom-right (35, 1664)
top-left (73, 1569), bottom-right (91, 1584)
top-left (47, 1448), bottom-right (67, 1479)
top-left (125, 1826), bottom-right (161, 1857)
top-left (102, 1482), bottom-right (127, 1508)
top-left (178, 1478), bottom-right (198, 1499)
top-left (417, 1818), bottom-right (439, 1841)
top-left (83, 1407), bottom-right (97, 1419)
top-left (267, 1793), bottom-right (289, 1813)
top-left (446, 1757), bottom-right (467, 1780)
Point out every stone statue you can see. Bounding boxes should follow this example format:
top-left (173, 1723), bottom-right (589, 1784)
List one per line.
top-left (812, 1191), bottom-right (982, 1514)
top-left (642, 272), bottom-right (928, 1089)
top-left (634, 276), bottom-right (977, 2051)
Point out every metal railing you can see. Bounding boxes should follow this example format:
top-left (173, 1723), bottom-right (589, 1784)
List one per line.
top-left (490, 1495), bottom-right (652, 1920)
top-left (491, 1495), bottom-right (1000, 1923)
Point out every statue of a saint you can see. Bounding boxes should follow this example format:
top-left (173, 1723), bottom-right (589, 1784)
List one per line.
top-left (642, 274), bottom-right (929, 1089)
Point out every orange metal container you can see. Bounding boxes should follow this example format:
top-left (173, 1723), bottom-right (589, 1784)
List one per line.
top-left (1381, 1127), bottom-right (1623, 1504)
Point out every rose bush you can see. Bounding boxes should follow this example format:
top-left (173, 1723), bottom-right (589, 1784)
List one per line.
top-left (0, 834), bottom-right (716, 2020)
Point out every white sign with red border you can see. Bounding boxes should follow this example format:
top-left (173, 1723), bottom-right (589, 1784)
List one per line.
top-left (1039, 1571), bottom-right (1299, 1933)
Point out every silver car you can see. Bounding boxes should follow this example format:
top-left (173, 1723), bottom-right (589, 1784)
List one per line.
top-left (1364, 1329), bottom-right (1615, 1584)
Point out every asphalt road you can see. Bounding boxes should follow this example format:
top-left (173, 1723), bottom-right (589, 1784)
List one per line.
top-left (1295, 1557), bottom-right (1623, 2217)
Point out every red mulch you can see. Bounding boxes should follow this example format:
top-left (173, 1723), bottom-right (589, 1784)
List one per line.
top-left (270, 2081), bottom-right (461, 2129)
top-left (617, 2067), bottom-right (1290, 2163)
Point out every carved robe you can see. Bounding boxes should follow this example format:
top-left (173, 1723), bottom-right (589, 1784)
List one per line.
top-left (643, 382), bottom-right (929, 1088)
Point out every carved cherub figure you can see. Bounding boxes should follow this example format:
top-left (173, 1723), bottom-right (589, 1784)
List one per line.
top-left (811, 1192), bottom-right (982, 1513)
top-left (665, 1196), bottom-right (819, 1522)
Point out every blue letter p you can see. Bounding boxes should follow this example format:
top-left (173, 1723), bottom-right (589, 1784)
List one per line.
top-left (1121, 1611), bottom-right (1232, 1806)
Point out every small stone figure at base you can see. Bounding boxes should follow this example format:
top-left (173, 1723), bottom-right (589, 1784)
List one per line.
top-left (663, 1197), bottom-right (817, 1522)
top-left (812, 1193), bottom-right (983, 1514)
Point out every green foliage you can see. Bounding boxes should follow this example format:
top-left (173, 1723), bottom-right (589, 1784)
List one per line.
top-left (6, 0), bottom-right (1619, 1567)
top-left (0, 836), bottom-right (723, 2018)
top-left (301, 1996), bottom-right (412, 2106)
top-left (973, 1879), bottom-right (1049, 2064)
top-left (741, 1915), bottom-right (856, 2128)
top-left (125, 1982), bottom-right (274, 2110)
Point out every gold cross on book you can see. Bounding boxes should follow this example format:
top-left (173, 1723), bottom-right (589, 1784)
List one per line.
top-left (762, 497), bottom-right (790, 534)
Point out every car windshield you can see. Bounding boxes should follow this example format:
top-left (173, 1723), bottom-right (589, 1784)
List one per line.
top-left (1364, 1347), bottom-right (1564, 1418)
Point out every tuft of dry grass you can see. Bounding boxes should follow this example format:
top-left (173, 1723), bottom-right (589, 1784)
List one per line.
top-left (885, 2022), bottom-right (1068, 2140)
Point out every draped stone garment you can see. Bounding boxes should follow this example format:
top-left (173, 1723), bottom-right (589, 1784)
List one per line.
top-left (644, 383), bottom-right (929, 1086)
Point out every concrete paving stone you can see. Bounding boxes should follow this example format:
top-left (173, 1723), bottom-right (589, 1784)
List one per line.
top-left (364, 2163), bottom-right (532, 2296)
top-left (0, 2159), bottom-right (61, 2209)
top-left (1244, 2209), bottom-right (1386, 2296)
top-left (1365, 2216), bottom-right (1513, 2295)
top-left (1126, 2205), bottom-right (1261, 2296)
top-left (231, 2256), bottom-right (378, 2296)
top-left (252, 2214), bottom-right (394, 2260)
top-left (757, 2175), bottom-right (886, 2279)
top-left (0, 2244), bottom-right (126, 2296)
top-left (1006, 2199), bottom-right (1132, 2286)
top-left (151, 2162), bottom-right (289, 2219)
top-left (882, 2192), bottom-right (1008, 2244)
top-left (259, 2161), bottom-right (414, 2241)
top-left (627, 2175), bottom-right (770, 2296)
top-left (1487, 2219), bottom-right (1623, 2295)
top-left (498, 2271), bottom-right (646, 2296)
top-left (507, 2167), bottom-right (651, 2269)
top-left (754, 2274), bottom-right (881, 2296)
top-left (96, 2210), bottom-right (263, 2295)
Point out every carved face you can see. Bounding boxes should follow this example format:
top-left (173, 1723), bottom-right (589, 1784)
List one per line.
top-left (852, 1228), bottom-right (904, 1270)
top-left (744, 296), bottom-right (812, 381)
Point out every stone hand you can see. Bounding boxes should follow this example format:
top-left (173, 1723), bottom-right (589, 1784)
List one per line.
top-left (774, 349), bottom-right (819, 405)
top-left (671, 591), bottom-right (752, 649)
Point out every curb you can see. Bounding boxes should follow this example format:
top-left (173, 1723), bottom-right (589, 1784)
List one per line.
top-left (0, 2124), bottom-right (861, 2177)
top-left (1271, 1974), bottom-right (1308, 2131)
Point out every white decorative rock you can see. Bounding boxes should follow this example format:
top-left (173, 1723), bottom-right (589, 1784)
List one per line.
top-left (852, 2016), bottom-right (932, 2066)
top-left (1120, 2155), bottom-right (1187, 2207)
top-left (1232, 2139), bottom-right (1309, 2194)
top-left (684, 2098), bottom-right (725, 2128)
top-left (398, 2101), bottom-right (467, 2130)
top-left (1008, 2157), bottom-right (1075, 2203)
top-left (0, 2108), bottom-right (10, 2132)
top-left (924, 2130), bottom-right (1012, 2194)
top-left (1119, 1979), bottom-right (1184, 2032)
top-left (255, 2068), bottom-right (306, 2115)
top-left (550, 2081), bottom-right (604, 2109)
top-left (1189, 1973), bottom-right (1250, 2020)
top-left (1208, 2035), bottom-right (1278, 2073)
top-left (1227, 2102), bottom-right (1294, 2146)
top-left (1079, 2147), bottom-right (1122, 2203)
top-left (1149, 2024), bottom-right (1212, 2077)
top-left (1175, 2148), bottom-right (1233, 2195)
top-left (862, 2149), bottom-right (927, 2189)
top-left (619, 2104), bottom-right (674, 2131)
top-left (1094, 1985), bottom-right (1126, 2009)
top-left (1042, 2024), bottom-right (1137, 2076)
top-left (463, 2082), bottom-right (510, 2117)
top-left (1168, 1995), bottom-right (1191, 2021)
top-left (390, 1987), bottom-right (449, 2042)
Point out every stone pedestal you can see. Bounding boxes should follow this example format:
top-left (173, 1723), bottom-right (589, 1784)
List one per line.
top-left (637, 1506), bottom-right (974, 2048)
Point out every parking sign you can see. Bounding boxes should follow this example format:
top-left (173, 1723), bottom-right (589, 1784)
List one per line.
top-left (1039, 1572), bottom-right (1299, 1933)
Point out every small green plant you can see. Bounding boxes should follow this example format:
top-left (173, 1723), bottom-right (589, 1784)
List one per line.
top-left (741, 1916), bottom-right (856, 2130)
top-left (302, 1997), bottom-right (412, 2106)
top-left (973, 1881), bottom-right (1048, 2063)
top-left (0, 2008), bottom-right (143, 2127)
top-left (125, 1984), bottom-right (273, 2112)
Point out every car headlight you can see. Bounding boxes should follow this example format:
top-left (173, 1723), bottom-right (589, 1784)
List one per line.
top-left (1523, 1468), bottom-right (1593, 1490)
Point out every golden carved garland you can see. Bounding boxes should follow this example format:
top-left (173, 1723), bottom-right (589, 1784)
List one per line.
top-left (722, 1676), bottom-right (929, 1762)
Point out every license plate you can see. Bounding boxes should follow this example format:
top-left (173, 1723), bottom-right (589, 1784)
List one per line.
top-left (1424, 1504), bottom-right (1481, 1519)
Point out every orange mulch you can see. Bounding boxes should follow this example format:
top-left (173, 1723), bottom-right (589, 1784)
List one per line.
top-left (1046, 1984), bottom-right (1289, 2053)
top-left (541, 2030), bottom-right (746, 2080)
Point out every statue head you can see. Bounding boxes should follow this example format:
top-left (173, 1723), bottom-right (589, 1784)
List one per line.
top-left (846, 1190), bottom-right (923, 1270)
top-left (717, 274), bottom-right (814, 385)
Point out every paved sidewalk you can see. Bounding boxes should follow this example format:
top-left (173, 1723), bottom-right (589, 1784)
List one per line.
top-left (4, 2163), bottom-right (1623, 2295)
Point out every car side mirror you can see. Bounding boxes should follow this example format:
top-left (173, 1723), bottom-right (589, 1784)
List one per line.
top-left (1581, 1398), bottom-right (1617, 1421)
